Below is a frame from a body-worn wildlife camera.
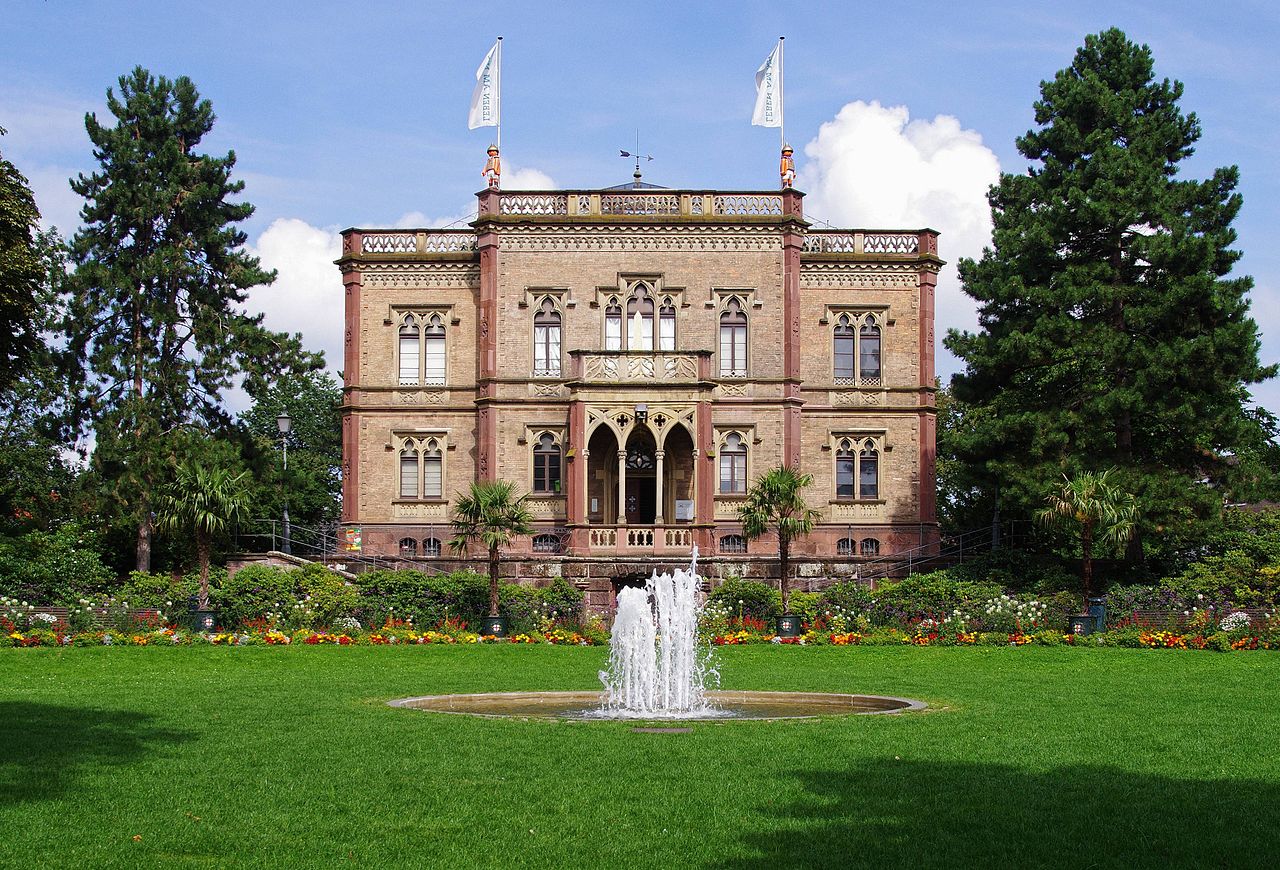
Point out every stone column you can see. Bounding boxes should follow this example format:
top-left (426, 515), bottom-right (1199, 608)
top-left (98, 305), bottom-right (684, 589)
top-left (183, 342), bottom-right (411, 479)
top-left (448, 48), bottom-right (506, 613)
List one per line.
top-left (781, 200), bottom-right (805, 469)
top-left (616, 449), bottom-right (627, 526)
top-left (654, 449), bottom-right (665, 525)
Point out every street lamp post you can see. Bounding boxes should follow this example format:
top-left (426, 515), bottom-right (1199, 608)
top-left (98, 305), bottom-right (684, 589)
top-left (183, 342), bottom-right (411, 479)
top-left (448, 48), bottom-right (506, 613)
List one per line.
top-left (276, 412), bottom-right (292, 555)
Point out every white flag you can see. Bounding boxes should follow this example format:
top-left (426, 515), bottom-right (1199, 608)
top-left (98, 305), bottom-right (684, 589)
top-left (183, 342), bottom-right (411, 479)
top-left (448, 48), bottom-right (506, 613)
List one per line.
top-left (468, 40), bottom-right (501, 130)
top-left (752, 40), bottom-right (783, 128)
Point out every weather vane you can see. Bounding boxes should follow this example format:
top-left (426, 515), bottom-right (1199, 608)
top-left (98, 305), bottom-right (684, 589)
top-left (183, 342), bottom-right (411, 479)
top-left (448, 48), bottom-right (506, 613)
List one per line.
top-left (619, 131), bottom-right (654, 185)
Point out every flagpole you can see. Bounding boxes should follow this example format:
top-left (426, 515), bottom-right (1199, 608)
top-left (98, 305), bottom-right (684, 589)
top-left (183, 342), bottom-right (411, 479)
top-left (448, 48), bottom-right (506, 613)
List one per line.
top-left (778, 36), bottom-right (785, 150)
top-left (496, 36), bottom-right (503, 150)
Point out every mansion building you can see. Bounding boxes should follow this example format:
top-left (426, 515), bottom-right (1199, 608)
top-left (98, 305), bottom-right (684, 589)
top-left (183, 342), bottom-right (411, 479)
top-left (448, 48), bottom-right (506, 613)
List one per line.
top-left (337, 184), bottom-right (941, 606)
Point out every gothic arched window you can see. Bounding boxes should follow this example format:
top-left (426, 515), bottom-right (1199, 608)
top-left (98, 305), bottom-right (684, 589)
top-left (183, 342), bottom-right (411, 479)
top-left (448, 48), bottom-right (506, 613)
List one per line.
top-left (604, 298), bottom-right (623, 351)
top-left (533, 298), bottom-right (561, 377)
top-left (423, 314), bottom-right (446, 384)
top-left (399, 537), bottom-right (417, 556)
top-left (833, 314), bottom-right (856, 381)
top-left (719, 534), bottom-right (747, 554)
top-left (860, 538), bottom-right (880, 557)
top-left (859, 444), bottom-right (879, 500)
top-left (422, 537), bottom-right (442, 557)
top-left (423, 439), bottom-right (443, 498)
top-left (835, 438), bottom-right (856, 499)
top-left (658, 297), bottom-right (677, 351)
top-left (719, 298), bottom-right (748, 377)
top-left (533, 432), bottom-right (562, 494)
top-left (627, 283), bottom-right (655, 351)
top-left (859, 316), bottom-right (882, 384)
top-left (398, 314), bottom-right (420, 385)
top-left (836, 537), bottom-right (854, 556)
top-left (719, 432), bottom-right (747, 494)
top-left (399, 447), bottom-right (419, 498)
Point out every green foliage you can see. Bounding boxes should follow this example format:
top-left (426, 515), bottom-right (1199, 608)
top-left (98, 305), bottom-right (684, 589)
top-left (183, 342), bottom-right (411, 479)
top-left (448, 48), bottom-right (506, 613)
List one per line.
top-left (0, 521), bottom-right (114, 605)
top-left (818, 581), bottom-right (875, 615)
top-left (64, 66), bottom-right (321, 571)
top-left (0, 127), bottom-right (45, 394)
top-left (871, 572), bottom-right (1003, 625)
top-left (533, 576), bottom-right (585, 623)
top-left (156, 445), bottom-right (252, 608)
top-left (944, 28), bottom-right (1276, 551)
top-left (294, 564), bottom-right (358, 627)
top-left (708, 578), bottom-right (781, 620)
top-left (738, 466), bottom-right (821, 612)
top-left (117, 571), bottom-right (197, 610)
top-left (213, 564), bottom-right (295, 628)
top-left (238, 371), bottom-right (343, 531)
top-left (449, 480), bottom-right (534, 617)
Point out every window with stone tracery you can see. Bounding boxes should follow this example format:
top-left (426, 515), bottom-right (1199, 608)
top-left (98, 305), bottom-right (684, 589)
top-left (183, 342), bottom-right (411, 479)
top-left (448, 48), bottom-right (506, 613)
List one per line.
top-left (719, 432), bottom-right (748, 494)
top-left (396, 311), bottom-right (447, 386)
top-left (533, 298), bottom-right (562, 377)
top-left (835, 436), bottom-right (881, 501)
top-left (832, 312), bottom-right (882, 386)
top-left (627, 283), bottom-right (655, 350)
top-left (532, 432), bottom-right (562, 494)
top-left (396, 435), bottom-right (446, 500)
top-left (719, 297), bottom-right (748, 377)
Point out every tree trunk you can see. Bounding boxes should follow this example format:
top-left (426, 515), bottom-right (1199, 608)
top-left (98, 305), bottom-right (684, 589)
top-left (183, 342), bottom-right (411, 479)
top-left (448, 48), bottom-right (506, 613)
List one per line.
top-left (488, 544), bottom-right (500, 617)
top-left (1080, 522), bottom-right (1094, 614)
top-left (197, 530), bottom-right (211, 610)
top-left (779, 534), bottom-right (791, 614)
top-left (136, 511), bottom-right (152, 573)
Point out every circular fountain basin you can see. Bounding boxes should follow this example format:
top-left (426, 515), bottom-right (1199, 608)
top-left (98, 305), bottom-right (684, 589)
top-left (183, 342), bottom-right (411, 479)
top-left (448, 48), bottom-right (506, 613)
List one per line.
top-left (388, 690), bottom-right (926, 721)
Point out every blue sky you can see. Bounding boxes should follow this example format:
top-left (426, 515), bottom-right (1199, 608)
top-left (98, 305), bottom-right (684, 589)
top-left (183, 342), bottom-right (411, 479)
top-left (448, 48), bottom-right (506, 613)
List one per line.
top-left (3, 0), bottom-right (1277, 412)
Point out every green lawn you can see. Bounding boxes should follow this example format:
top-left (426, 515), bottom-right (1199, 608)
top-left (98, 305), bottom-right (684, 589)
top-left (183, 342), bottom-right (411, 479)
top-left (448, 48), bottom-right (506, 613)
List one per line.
top-left (1, 646), bottom-right (1277, 868)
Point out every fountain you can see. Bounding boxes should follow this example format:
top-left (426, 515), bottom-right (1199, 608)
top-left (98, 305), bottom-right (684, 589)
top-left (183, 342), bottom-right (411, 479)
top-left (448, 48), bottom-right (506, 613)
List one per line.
top-left (390, 550), bottom-right (926, 721)
top-left (597, 549), bottom-right (717, 717)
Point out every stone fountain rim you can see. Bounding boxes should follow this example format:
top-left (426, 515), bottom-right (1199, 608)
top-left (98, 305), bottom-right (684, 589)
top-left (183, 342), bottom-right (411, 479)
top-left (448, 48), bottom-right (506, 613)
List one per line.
top-left (387, 690), bottom-right (927, 721)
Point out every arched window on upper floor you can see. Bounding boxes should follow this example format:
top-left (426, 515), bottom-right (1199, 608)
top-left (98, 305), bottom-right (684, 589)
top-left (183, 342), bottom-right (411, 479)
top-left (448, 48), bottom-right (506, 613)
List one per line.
top-left (398, 314), bottom-right (420, 386)
top-left (627, 283), bottom-right (655, 351)
top-left (719, 298), bottom-right (748, 377)
top-left (533, 298), bottom-right (561, 377)
top-left (604, 297), bottom-right (623, 351)
top-left (658, 296), bottom-right (677, 351)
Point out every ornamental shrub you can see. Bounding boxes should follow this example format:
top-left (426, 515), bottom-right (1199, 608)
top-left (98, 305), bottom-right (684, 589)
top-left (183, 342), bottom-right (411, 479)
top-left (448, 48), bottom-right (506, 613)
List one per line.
top-left (818, 581), bottom-right (874, 616)
top-left (293, 564), bottom-right (358, 627)
top-left (213, 564), bottom-right (293, 627)
top-left (117, 571), bottom-right (198, 611)
top-left (707, 578), bottom-right (781, 620)
top-left (870, 571), bottom-right (1002, 625)
top-left (534, 576), bottom-right (584, 622)
top-left (0, 521), bottom-right (114, 605)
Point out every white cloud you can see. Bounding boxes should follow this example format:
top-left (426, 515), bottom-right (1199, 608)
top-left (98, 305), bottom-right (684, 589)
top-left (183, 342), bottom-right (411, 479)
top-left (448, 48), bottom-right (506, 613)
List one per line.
top-left (244, 218), bottom-right (345, 376)
top-left (799, 100), bottom-right (1001, 378)
top-left (504, 165), bottom-right (556, 190)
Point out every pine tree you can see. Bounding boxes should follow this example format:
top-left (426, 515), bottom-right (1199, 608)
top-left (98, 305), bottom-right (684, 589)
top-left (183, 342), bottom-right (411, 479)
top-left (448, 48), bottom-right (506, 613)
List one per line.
top-left (945, 29), bottom-right (1276, 559)
top-left (66, 67), bottom-right (320, 571)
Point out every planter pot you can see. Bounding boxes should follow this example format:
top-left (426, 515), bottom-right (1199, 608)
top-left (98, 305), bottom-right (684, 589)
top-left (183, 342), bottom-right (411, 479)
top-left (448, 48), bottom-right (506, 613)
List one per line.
top-left (775, 614), bottom-right (802, 638)
top-left (1068, 614), bottom-right (1098, 636)
top-left (190, 609), bottom-right (218, 632)
top-left (480, 616), bottom-right (508, 637)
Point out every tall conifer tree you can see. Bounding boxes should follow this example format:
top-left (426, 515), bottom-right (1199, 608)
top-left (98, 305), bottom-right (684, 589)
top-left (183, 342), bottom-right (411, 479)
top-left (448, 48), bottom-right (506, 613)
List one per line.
top-left (66, 67), bottom-right (319, 571)
top-left (946, 29), bottom-right (1275, 555)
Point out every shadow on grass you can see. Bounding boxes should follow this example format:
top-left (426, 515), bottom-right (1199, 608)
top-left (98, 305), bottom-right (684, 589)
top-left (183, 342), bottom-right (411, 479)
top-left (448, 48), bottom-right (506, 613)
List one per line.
top-left (718, 758), bottom-right (1280, 868)
top-left (0, 702), bottom-right (194, 805)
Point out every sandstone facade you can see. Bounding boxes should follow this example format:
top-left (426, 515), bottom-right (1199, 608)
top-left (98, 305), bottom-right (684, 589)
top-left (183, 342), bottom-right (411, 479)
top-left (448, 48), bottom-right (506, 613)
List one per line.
top-left (337, 187), bottom-right (941, 605)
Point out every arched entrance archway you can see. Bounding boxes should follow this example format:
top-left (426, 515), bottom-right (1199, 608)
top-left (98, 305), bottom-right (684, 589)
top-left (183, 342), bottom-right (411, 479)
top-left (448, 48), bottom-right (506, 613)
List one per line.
top-left (623, 428), bottom-right (657, 525)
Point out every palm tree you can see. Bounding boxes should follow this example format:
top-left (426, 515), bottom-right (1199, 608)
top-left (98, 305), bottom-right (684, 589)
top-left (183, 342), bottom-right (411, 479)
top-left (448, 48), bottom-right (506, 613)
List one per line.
top-left (739, 466), bottom-right (821, 614)
top-left (449, 480), bottom-right (534, 618)
top-left (157, 460), bottom-right (251, 611)
top-left (1037, 469), bottom-right (1139, 613)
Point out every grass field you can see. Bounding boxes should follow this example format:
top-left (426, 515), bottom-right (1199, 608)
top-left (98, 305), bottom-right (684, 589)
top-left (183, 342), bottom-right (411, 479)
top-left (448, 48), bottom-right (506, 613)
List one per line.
top-left (2, 646), bottom-right (1278, 868)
